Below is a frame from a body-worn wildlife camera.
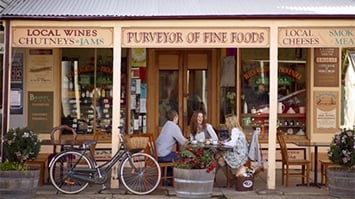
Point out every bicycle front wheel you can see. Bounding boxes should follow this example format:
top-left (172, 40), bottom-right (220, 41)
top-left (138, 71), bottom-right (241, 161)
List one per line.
top-left (119, 152), bottom-right (161, 195)
top-left (49, 150), bottom-right (93, 194)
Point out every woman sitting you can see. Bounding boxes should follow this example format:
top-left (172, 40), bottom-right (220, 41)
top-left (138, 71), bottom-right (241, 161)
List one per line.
top-left (219, 114), bottom-right (249, 177)
top-left (189, 110), bottom-right (218, 143)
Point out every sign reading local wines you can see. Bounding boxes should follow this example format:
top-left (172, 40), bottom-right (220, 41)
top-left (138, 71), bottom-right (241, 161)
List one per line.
top-left (12, 27), bottom-right (113, 48)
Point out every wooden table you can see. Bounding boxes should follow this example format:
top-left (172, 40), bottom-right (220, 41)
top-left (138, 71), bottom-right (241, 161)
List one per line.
top-left (188, 143), bottom-right (234, 151)
top-left (292, 141), bottom-right (330, 188)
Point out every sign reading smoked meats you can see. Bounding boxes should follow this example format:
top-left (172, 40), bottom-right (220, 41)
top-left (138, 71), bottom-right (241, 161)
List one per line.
top-left (122, 27), bottom-right (269, 48)
top-left (12, 27), bottom-right (113, 48)
top-left (279, 27), bottom-right (355, 47)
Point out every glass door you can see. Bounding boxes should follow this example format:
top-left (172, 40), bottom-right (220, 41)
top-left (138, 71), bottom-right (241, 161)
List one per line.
top-left (157, 50), bottom-right (210, 137)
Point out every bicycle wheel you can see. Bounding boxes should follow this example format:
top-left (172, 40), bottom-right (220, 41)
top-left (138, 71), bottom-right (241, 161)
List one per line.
top-left (119, 152), bottom-right (161, 195)
top-left (49, 150), bottom-right (94, 194)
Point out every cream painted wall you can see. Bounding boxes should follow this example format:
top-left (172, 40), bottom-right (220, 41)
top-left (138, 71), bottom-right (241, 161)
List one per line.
top-left (6, 18), bottom-right (354, 188)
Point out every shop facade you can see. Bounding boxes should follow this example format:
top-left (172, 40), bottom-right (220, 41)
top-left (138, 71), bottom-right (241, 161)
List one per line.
top-left (1, 1), bottom-right (355, 189)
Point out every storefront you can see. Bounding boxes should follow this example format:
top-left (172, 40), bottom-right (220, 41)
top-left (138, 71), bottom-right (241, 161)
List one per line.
top-left (1, 0), bottom-right (355, 189)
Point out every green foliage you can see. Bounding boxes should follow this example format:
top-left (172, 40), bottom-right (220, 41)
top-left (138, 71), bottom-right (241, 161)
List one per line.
top-left (328, 128), bottom-right (355, 168)
top-left (0, 127), bottom-right (41, 171)
top-left (0, 160), bottom-right (28, 171)
top-left (174, 145), bottom-right (217, 173)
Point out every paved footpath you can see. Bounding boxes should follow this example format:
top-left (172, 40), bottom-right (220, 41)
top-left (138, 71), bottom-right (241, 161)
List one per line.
top-left (34, 169), bottom-right (340, 199)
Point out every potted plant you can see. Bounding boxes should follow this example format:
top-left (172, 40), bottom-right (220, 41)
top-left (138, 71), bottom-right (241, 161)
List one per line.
top-left (327, 127), bottom-right (354, 198)
top-left (173, 145), bottom-right (217, 199)
top-left (0, 127), bottom-right (41, 199)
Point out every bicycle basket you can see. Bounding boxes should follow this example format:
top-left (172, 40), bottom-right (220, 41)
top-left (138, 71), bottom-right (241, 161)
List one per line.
top-left (125, 136), bottom-right (149, 151)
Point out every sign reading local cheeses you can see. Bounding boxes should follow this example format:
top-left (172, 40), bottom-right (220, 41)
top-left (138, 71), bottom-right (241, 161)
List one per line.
top-left (279, 27), bottom-right (355, 47)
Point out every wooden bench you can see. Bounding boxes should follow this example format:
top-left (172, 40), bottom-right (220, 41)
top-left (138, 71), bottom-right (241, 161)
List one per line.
top-left (319, 159), bottom-right (340, 186)
top-left (25, 160), bottom-right (46, 186)
top-left (25, 153), bottom-right (51, 186)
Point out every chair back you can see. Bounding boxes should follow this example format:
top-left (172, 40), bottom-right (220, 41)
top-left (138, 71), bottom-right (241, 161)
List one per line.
top-left (50, 125), bottom-right (77, 145)
top-left (277, 131), bottom-right (289, 163)
top-left (127, 133), bottom-right (157, 158)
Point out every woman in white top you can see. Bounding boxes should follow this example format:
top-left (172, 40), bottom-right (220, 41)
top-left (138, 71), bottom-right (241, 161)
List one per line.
top-left (189, 110), bottom-right (218, 142)
top-left (221, 114), bottom-right (249, 177)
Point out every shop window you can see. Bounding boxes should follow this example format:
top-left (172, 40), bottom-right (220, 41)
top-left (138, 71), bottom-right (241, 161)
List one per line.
top-left (241, 48), bottom-right (307, 137)
top-left (220, 55), bottom-right (236, 124)
top-left (159, 71), bottom-right (179, 126)
top-left (61, 48), bottom-right (113, 135)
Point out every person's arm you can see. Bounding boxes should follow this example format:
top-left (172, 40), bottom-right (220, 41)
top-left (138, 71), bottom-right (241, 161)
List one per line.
top-left (189, 134), bottom-right (194, 141)
top-left (173, 125), bottom-right (188, 145)
top-left (223, 128), bottom-right (239, 147)
top-left (206, 124), bottom-right (218, 141)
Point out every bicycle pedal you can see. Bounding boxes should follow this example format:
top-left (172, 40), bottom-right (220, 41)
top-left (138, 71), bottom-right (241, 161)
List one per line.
top-left (64, 179), bottom-right (75, 185)
top-left (98, 185), bottom-right (107, 193)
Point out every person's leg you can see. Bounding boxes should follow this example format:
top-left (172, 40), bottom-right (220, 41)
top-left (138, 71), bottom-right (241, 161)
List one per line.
top-left (215, 151), bottom-right (225, 167)
top-left (158, 151), bottom-right (177, 162)
top-left (158, 152), bottom-right (177, 186)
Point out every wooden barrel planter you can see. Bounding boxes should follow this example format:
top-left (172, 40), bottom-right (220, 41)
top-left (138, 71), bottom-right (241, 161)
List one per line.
top-left (0, 169), bottom-right (40, 199)
top-left (174, 168), bottom-right (216, 199)
top-left (327, 167), bottom-right (355, 198)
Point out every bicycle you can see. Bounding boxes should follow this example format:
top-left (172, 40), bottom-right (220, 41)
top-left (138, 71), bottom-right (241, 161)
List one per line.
top-left (48, 126), bottom-right (161, 195)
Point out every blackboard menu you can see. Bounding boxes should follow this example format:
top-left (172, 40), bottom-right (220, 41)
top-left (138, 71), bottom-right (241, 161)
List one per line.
top-left (27, 92), bottom-right (53, 133)
top-left (314, 48), bottom-right (339, 87)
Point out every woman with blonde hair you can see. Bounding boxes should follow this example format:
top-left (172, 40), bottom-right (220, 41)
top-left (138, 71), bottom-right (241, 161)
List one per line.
top-left (221, 114), bottom-right (249, 177)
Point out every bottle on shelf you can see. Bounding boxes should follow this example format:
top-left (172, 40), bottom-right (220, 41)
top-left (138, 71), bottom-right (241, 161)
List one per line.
top-left (251, 106), bottom-right (256, 114)
top-left (243, 101), bottom-right (248, 114)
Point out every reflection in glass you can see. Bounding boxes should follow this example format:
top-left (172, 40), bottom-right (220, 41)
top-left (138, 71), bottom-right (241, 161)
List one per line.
top-left (187, 70), bottom-right (208, 124)
top-left (220, 56), bottom-right (236, 123)
top-left (159, 71), bottom-right (179, 126)
top-left (61, 49), bottom-right (113, 134)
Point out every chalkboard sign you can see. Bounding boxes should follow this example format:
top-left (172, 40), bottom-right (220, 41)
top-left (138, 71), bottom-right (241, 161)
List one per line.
top-left (314, 48), bottom-right (339, 87)
top-left (27, 92), bottom-right (53, 133)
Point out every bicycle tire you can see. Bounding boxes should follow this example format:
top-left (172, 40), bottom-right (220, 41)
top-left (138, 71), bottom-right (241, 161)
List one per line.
top-left (119, 152), bottom-right (161, 195)
top-left (49, 150), bottom-right (94, 194)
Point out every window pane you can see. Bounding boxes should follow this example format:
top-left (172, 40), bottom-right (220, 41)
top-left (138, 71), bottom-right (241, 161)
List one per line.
top-left (159, 71), bottom-right (178, 126)
top-left (187, 70), bottom-right (208, 124)
top-left (61, 48), bottom-right (113, 134)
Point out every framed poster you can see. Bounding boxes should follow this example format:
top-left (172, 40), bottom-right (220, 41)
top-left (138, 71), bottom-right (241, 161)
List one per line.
top-left (313, 48), bottom-right (339, 87)
top-left (27, 92), bottom-right (53, 133)
top-left (10, 50), bottom-right (24, 114)
top-left (26, 49), bottom-right (54, 89)
top-left (313, 91), bottom-right (338, 134)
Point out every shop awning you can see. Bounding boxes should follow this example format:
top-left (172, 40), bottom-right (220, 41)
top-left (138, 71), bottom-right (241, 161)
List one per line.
top-left (1, 0), bottom-right (355, 19)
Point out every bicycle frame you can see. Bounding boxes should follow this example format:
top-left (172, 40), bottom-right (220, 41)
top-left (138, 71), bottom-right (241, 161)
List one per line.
top-left (49, 132), bottom-right (141, 185)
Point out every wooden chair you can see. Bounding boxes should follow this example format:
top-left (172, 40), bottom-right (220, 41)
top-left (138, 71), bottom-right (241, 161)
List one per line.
top-left (148, 134), bottom-right (175, 186)
top-left (225, 130), bottom-right (264, 188)
top-left (129, 133), bottom-right (174, 187)
top-left (277, 131), bottom-right (310, 187)
top-left (319, 159), bottom-right (339, 186)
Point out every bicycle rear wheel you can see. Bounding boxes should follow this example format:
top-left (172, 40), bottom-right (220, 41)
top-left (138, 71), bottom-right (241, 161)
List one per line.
top-left (119, 152), bottom-right (161, 195)
top-left (49, 150), bottom-right (93, 194)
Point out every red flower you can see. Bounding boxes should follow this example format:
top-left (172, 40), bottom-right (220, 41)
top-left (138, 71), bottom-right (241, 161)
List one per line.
top-left (174, 145), bottom-right (216, 173)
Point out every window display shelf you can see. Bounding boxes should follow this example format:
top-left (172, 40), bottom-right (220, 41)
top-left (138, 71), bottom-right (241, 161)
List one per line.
top-left (242, 113), bottom-right (306, 138)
